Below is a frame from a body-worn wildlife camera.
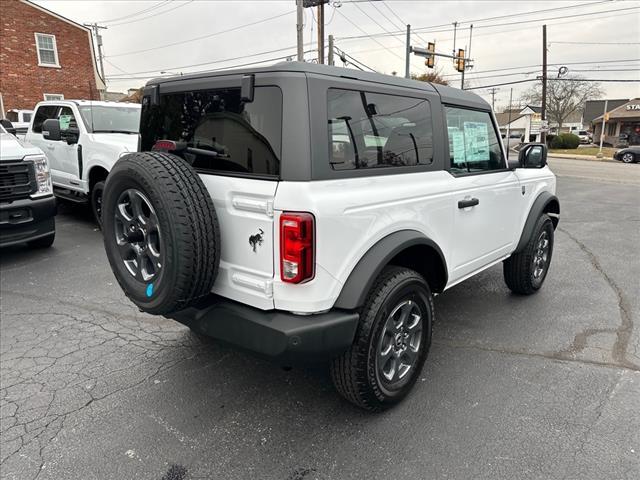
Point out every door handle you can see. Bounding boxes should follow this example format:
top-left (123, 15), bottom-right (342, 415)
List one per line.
top-left (458, 198), bottom-right (479, 209)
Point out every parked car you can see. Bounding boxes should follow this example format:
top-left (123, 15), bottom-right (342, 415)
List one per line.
top-left (613, 145), bottom-right (639, 163)
top-left (24, 100), bottom-right (141, 226)
top-left (0, 122), bottom-right (56, 248)
top-left (101, 63), bottom-right (559, 411)
top-left (5, 109), bottom-right (33, 138)
top-left (576, 130), bottom-right (592, 144)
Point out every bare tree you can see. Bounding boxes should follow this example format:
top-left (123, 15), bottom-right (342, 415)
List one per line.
top-left (522, 76), bottom-right (602, 130)
top-left (411, 70), bottom-right (449, 86)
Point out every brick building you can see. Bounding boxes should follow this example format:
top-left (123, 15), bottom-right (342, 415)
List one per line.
top-left (0, 0), bottom-right (105, 115)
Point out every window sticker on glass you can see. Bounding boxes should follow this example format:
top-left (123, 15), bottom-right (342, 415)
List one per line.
top-left (59, 115), bottom-right (72, 130)
top-left (462, 121), bottom-right (489, 162)
top-left (448, 127), bottom-right (466, 165)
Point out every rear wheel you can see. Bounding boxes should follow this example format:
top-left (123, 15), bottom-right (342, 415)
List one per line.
top-left (503, 214), bottom-right (554, 295)
top-left (330, 266), bottom-right (433, 411)
top-left (102, 152), bottom-right (220, 315)
top-left (621, 152), bottom-right (636, 163)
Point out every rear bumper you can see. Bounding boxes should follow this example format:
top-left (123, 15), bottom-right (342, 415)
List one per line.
top-left (0, 195), bottom-right (56, 247)
top-left (170, 295), bottom-right (359, 363)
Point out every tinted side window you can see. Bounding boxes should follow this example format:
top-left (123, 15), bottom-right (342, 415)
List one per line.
top-left (328, 89), bottom-right (433, 170)
top-left (445, 106), bottom-right (504, 174)
top-left (6, 112), bottom-right (18, 122)
top-left (32, 106), bottom-right (59, 133)
top-left (141, 86), bottom-right (282, 176)
top-left (23, 112), bottom-right (32, 122)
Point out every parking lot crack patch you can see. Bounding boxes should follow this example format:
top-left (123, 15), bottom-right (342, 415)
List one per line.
top-left (556, 227), bottom-right (638, 371)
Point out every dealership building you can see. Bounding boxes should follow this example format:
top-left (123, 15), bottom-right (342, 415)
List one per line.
top-left (592, 99), bottom-right (640, 147)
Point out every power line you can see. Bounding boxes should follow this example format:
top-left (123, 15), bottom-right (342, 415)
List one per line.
top-left (351, 2), bottom-right (405, 45)
top-left (96, 1), bottom-right (170, 24)
top-left (335, 7), bottom-right (404, 61)
top-left (106, 43), bottom-right (314, 78)
top-left (336, 4), bottom-right (636, 40)
top-left (106, 10), bottom-right (295, 58)
top-left (107, 1), bottom-right (195, 27)
top-left (106, 50), bottom-right (318, 82)
top-left (465, 77), bottom-right (640, 90)
top-left (550, 41), bottom-right (640, 45)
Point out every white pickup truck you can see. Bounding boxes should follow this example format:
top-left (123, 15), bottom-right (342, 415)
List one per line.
top-left (24, 100), bottom-right (141, 225)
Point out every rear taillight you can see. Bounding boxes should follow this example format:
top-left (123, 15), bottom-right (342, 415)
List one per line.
top-left (280, 212), bottom-right (315, 284)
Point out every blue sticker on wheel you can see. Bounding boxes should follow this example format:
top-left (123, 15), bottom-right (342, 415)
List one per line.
top-left (146, 283), bottom-right (154, 297)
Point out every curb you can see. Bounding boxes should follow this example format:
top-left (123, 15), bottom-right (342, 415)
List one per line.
top-left (548, 154), bottom-right (616, 163)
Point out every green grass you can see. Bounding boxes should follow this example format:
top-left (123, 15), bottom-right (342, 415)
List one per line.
top-left (550, 147), bottom-right (616, 157)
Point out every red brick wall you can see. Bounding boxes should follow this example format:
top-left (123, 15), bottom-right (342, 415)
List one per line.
top-left (0, 0), bottom-right (101, 112)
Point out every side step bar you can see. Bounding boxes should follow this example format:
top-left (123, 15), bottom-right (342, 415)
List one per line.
top-left (53, 187), bottom-right (88, 204)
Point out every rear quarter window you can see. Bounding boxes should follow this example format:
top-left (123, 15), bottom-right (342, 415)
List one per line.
top-left (140, 86), bottom-right (282, 177)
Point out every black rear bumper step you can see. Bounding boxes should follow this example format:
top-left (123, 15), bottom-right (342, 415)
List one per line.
top-left (170, 295), bottom-right (359, 363)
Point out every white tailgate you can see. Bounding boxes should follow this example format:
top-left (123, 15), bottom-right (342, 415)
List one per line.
top-left (199, 175), bottom-right (278, 310)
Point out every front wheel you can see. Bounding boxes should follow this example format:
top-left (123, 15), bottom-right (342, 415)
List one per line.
top-left (91, 181), bottom-right (105, 228)
top-left (330, 266), bottom-right (433, 411)
top-left (503, 214), bottom-right (554, 295)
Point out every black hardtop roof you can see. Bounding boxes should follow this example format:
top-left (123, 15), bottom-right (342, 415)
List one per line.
top-left (147, 61), bottom-right (489, 110)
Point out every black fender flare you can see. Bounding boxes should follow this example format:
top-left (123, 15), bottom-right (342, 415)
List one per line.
top-left (333, 230), bottom-right (447, 310)
top-left (514, 192), bottom-right (560, 253)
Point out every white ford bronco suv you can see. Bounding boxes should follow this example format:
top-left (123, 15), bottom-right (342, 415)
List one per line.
top-left (101, 63), bottom-right (559, 411)
top-left (24, 100), bottom-right (141, 225)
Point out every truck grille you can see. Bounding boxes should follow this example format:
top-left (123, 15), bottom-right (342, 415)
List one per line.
top-left (0, 161), bottom-right (36, 201)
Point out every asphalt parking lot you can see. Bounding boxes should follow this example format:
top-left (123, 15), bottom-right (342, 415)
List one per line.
top-left (1, 158), bottom-right (638, 480)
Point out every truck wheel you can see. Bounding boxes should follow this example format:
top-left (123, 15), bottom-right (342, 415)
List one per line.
top-left (28, 232), bottom-right (55, 249)
top-left (102, 152), bottom-right (220, 315)
top-left (91, 181), bottom-right (105, 229)
top-left (503, 214), bottom-right (554, 295)
top-left (330, 266), bottom-right (433, 411)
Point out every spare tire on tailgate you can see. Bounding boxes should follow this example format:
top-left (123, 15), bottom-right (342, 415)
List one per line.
top-left (102, 152), bottom-right (220, 315)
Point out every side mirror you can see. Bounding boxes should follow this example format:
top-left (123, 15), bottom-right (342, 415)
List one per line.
top-left (0, 119), bottom-right (16, 135)
top-left (518, 142), bottom-right (547, 168)
top-left (42, 118), bottom-right (61, 141)
top-left (64, 127), bottom-right (80, 145)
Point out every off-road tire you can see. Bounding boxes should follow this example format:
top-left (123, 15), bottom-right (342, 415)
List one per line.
top-left (91, 180), bottom-right (105, 229)
top-left (503, 214), bottom-right (554, 295)
top-left (330, 266), bottom-right (433, 412)
top-left (28, 232), bottom-right (55, 249)
top-left (102, 152), bottom-right (220, 315)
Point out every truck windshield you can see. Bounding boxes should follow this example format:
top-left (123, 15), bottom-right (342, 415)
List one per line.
top-left (78, 105), bottom-right (141, 134)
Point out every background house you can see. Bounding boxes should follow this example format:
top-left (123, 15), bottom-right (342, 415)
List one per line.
top-left (582, 99), bottom-right (629, 130)
top-left (0, 0), bottom-right (105, 115)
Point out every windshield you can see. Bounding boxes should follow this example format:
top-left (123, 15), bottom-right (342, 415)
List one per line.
top-left (78, 105), bottom-right (141, 134)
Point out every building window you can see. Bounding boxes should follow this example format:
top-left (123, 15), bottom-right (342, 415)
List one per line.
top-left (35, 33), bottom-right (60, 67)
top-left (607, 122), bottom-right (617, 136)
top-left (43, 94), bottom-right (64, 101)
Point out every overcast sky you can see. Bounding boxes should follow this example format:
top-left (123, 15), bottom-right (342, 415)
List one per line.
top-left (33, 0), bottom-right (640, 109)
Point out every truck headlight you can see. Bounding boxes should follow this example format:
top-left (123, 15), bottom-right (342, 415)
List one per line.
top-left (25, 154), bottom-right (53, 197)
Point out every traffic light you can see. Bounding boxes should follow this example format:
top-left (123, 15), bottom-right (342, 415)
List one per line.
top-left (455, 49), bottom-right (465, 73)
top-left (425, 42), bottom-right (435, 69)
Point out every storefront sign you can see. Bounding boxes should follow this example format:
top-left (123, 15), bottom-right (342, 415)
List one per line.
top-left (626, 104), bottom-right (640, 111)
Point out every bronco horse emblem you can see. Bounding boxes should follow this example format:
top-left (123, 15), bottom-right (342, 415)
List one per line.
top-left (249, 228), bottom-right (264, 253)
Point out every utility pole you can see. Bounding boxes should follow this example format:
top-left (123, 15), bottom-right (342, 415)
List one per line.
top-left (328, 35), bottom-right (335, 66)
top-left (84, 22), bottom-right (107, 80)
top-left (317, 2), bottom-right (325, 64)
top-left (506, 87), bottom-right (513, 161)
top-left (541, 24), bottom-right (547, 144)
top-left (488, 87), bottom-right (499, 110)
top-left (296, 0), bottom-right (304, 61)
top-left (598, 99), bottom-right (608, 158)
top-left (405, 24), bottom-right (411, 78)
